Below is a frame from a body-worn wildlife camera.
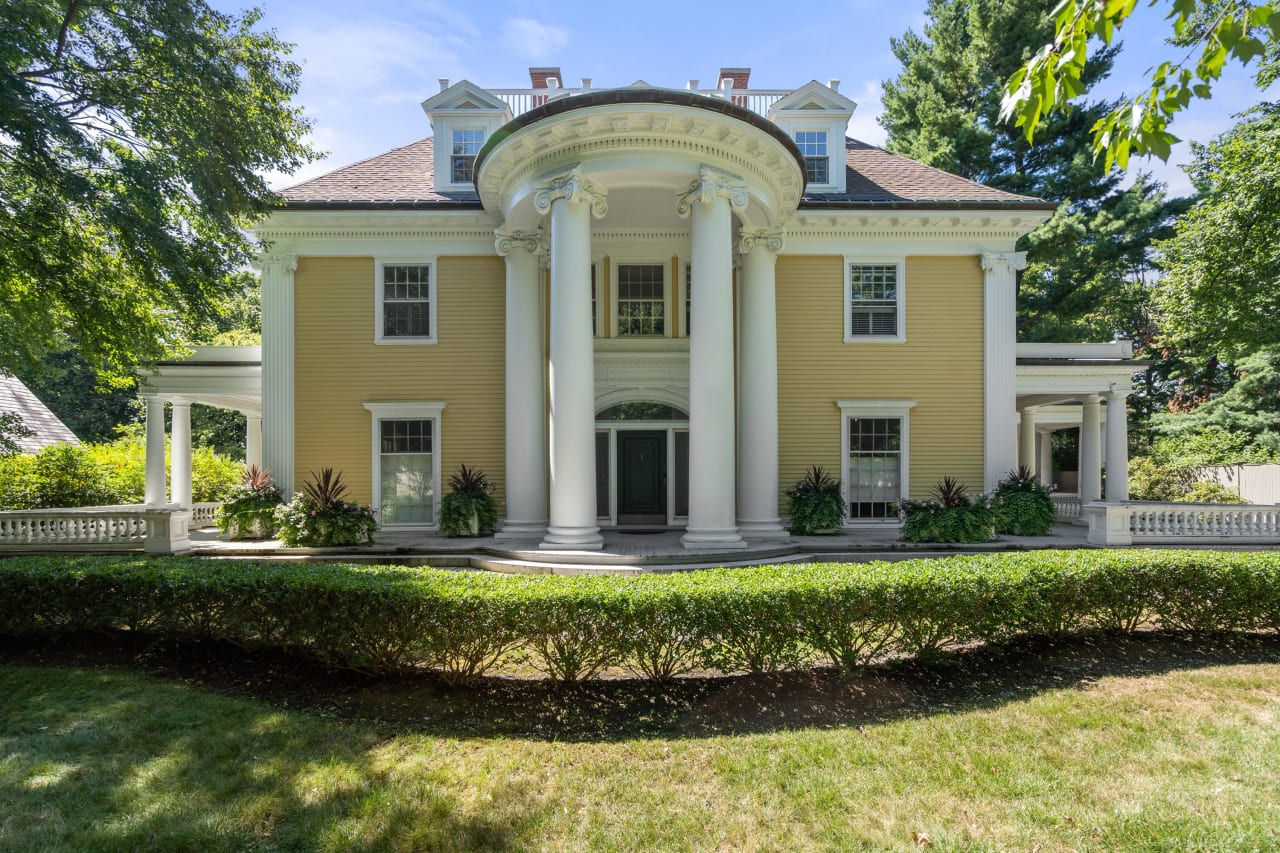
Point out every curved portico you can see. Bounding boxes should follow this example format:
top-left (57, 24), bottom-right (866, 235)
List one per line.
top-left (475, 87), bottom-right (806, 550)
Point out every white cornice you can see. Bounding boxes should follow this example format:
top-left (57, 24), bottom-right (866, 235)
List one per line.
top-left (786, 210), bottom-right (1050, 239)
top-left (254, 209), bottom-right (502, 242)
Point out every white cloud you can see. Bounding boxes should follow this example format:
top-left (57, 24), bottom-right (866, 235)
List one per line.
top-left (501, 17), bottom-right (569, 62)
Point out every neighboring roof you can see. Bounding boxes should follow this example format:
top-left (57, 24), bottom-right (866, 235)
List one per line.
top-left (0, 374), bottom-right (79, 453)
top-left (279, 132), bottom-right (1053, 212)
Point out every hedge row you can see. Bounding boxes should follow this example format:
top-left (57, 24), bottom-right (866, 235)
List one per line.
top-left (2, 551), bottom-right (1279, 681)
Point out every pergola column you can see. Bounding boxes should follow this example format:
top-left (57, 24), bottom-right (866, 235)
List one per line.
top-left (980, 252), bottom-right (1027, 491)
top-left (170, 400), bottom-right (192, 509)
top-left (535, 166), bottom-right (606, 550)
top-left (144, 396), bottom-right (167, 506)
top-left (1079, 395), bottom-right (1103, 503)
top-left (259, 253), bottom-right (298, 495)
top-left (1017, 407), bottom-right (1037, 476)
top-left (1105, 389), bottom-right (1130, 501)
top-left (245, 415), bottom-right (263, 470)
top-left (495, 228), bottom-right (549, 540)
top-left (678, 166), bottom-right (748, 549)
top-left (1037, 428), bottom-right (1054, 487)
top-left (737, 227), bottom-right (787, 539)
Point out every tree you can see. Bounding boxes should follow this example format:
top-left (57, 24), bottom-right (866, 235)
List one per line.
top-left (1151, 106), bottom-right (1280, 362)
top-left (0, 1), bottom-right (316, 381)
top-left (1152, 351), bottom-right (1280, 454)
top-left (1002, 0), bottom-right (1280, 169)
top-left (0, 411), bottom-right (34, 456)
top-left (880, 0), bottom-right (1185, 343)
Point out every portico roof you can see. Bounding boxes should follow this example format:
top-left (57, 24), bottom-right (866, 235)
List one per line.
top-left (142, 346), bottom-right (263, 415)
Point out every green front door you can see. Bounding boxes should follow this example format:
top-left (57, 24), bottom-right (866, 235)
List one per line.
top-left (618, 430), bottom-right (666, 525)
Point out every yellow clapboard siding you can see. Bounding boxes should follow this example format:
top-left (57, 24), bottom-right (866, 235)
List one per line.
top-left (776, 255), bottom-right (985, 507)
top-left (293, 256), bottom-right (506, 510)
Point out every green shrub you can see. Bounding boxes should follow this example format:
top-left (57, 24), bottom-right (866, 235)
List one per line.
top-left (216, 465), bottom-right (285, 539)
top-left (1127, 456), bottom-right (1187, 502)
top-left (438, 464), bottom-right (497, 537)
top-left (1177, 480), bottom-right (1248, 504)
top-left (4, 550), bottom-right (1280, 680)
top-left (275, 468), bottom-right (377, 547)
top-left (0, 444), bottom-right (118, 508)
top-left (901, 477), bottom-right (995, 543)
top-left (788, 464), bottom-right (845, 534)
top-left (992, 467), bottom-right (1056, 536)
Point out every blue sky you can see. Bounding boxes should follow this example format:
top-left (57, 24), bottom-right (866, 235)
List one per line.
top-left (226, 0), bottom-right (1276, 197)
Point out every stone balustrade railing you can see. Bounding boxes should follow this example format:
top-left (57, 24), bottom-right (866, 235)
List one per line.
top-left (0, 505), bottom-right (192, 554)
top-left (190, 502), bottom-right (221, 530)
top-left (1084, 501), bottom-right (1280, 545)
top-left (1050, 492), bottom-right (1081, 522)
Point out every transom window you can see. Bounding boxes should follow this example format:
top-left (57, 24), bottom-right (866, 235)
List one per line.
top-left (848, 417), bottom-right (901, 519)
top-left (379, 419), bottom-right (434, 525)
top-left (848, 263), bottom-right (899, 338)
top-left (381, 264), bottom-right (433, 339)
top-left (616, 264), bottom-right (665, 336)
top-left (451, 129), bottom-right (485, 183)
top-left (795, 130), bottom-right (829, 184)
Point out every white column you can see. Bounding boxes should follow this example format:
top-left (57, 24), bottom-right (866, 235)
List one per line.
top-left (737, 226), bottom-right (787, 539)
top-left (495, 228), bottom-right (549, 539)
top-left (535, 167), bottom-right (606, 550)
top-left (170, 400), bottom-right (192, 509)
top-left (245, 414), bottom-right (263, 470)
top-left (1080, 395), bottom-right (1103, 503)
top-left (1105, 389), bottom-right (1130, 501)
top-left (143, 396), bottom-right (167, 506)
top-left (1037, 428), bottom-right (1054, 487)
top-left (678, 166), bottom-right (749, 549)
top-left (981, 252), bottom-right (1027, 491)
top-left (1017, 408), bottom-right (1037, 476)
top-left (259, 253), bottom-right (298, 495)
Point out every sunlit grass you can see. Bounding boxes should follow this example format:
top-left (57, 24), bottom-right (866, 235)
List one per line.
top-left (2, 662), bottom-right (1279, 851)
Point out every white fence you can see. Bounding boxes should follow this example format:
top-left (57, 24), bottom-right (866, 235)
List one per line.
top-left (190, 502), bottom-right (221, 530)
top-left (1201, 464), bottom-right (1280, 505)
top-left (1084, 501), bottom-right (1280, 545)
top-left (1051, 492), bottom-right (1081, 522)
top-left (0, 505), bottom-right (192, 554)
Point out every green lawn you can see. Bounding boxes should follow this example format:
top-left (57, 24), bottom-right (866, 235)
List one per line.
top-left (3, 649), bottom-right (1280, 852)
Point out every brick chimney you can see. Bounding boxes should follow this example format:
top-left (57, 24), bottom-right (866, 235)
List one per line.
top-left (717, 67), bottom-right (750, 90)
top-left (529, 67), bottom-right (563, 89)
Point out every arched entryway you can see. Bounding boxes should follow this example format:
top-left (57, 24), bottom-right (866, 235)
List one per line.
top-left (595, 401), bottom-right (690, 528)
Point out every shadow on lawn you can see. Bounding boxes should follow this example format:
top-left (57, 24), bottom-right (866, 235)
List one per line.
top-left (3, 630), bottom-right (1279, 742)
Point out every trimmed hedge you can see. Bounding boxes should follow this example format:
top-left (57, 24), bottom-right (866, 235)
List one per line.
top-left (2, 551), bottom-right (1279, 681)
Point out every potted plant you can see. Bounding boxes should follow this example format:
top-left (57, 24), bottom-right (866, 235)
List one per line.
top-left (439, 464), bottom-right (497, 537)
top-left (274, 468), bottom-right (377, 547)
top-left (215, 464), bottom-right (285, 540)
top-left (788, 464), bottom-right (845, 534)
top-left (900, 476), bottom-right (996, 543)
top-left (992, 466), bottom-right (1057, 536)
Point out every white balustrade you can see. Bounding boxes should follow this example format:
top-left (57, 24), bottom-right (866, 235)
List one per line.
top-left (490, 88), bottom-right (789, 119)
top-left (190, 502), bottom-right (222, 530)
top-left (1050, 492), bottom-right (1081, 521)
top-left (1085, 501), bottom-right (1280, 545)
top-left (0, 506), bottom-right (192, 554)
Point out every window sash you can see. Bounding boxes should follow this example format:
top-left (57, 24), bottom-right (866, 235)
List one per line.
top-left (382, 264), bottom-right (432, 338)
top-left (616, 264), bottom-right (665, 336)
top-left (847, 417), bottom-right (901, 520)
top-left (450, 129), bottom-right (484, 183)
top-left (848, 263), bottom-right (899, 337)
top-left (379, 419), bottom-right (434, 525)
top-left (795, 130), bottom-right (829, 184)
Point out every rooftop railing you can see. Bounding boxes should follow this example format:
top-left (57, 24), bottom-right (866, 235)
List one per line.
top-left (489, 87), bottom-right (792, 119)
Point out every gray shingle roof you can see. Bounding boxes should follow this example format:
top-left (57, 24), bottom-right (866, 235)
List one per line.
top-left (0, 374), bottom-right (79, 453)
top-left (279, 135), bottom-right (1051, 210)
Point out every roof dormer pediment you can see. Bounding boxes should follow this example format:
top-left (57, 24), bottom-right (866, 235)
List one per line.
top-left (768, 80), bottom-right (857, 119)
top-left (420, 80), bottom-right (511, 119)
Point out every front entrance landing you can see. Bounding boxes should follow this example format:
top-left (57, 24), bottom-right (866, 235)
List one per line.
top-left (189, 524), bottom-right (1092, 574)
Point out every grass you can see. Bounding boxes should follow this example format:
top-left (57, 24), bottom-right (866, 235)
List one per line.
top-left (3, 636), bottom-right (1280, 851)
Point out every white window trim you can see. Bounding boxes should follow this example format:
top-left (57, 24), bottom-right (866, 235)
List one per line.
top-left (793, 126), bottom-right (837, 190)
top-left (375, 258), bottom-right (437, 345)
top-left (836, 399), bottom-right (916, 527)
top-left (611, 258), bottom-right (672, 339)
top-left (844, 256), bottom-right (906, 344)
top-left (364, 402), bottom-right (446, 529)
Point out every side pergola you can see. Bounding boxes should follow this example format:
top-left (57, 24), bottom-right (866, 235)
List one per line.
top-left (1015, 341), bottom-right (1136, 507)
top-left (140, 346), bottom-right (263, 508)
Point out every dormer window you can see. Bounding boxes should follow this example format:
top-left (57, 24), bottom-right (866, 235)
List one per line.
top-left (795, 130), bottom-right (829, 184)
top-left (451, 129), bottom-right (485, 183)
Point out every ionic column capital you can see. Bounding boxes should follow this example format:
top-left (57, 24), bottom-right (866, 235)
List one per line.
top-left (739, 226), bottom-right (786, 256)
top-left (1106, 387), bottom-right (1131, 403)
top-left (494, 228), bottom-right (545, 258)
top-left (980, 251), bottom-right (1027, 274)
top-left (255, 252), bottom-right (298, 275)
top-left (533, 165), bottom-right (608, 219)
top-left (677, 165), bottom-right (749, 217)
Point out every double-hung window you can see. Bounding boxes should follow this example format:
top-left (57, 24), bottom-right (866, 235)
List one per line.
top-left (846, 261), bottom-right (904, 341)
top-left (364, 403), bottom-right (445, 527)
top-left (795, 130), bottom-right (829, 184)
top-left (837, 400), bottom-right (915, 523)
top-left (377, 262), bottom-right (435, 343)
top-left (616, 263), bottom-right (666, 336)
top-left (451, 129), bottom-right (485, 183)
